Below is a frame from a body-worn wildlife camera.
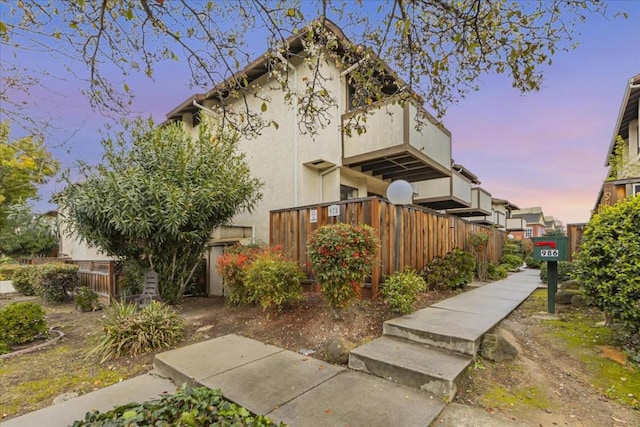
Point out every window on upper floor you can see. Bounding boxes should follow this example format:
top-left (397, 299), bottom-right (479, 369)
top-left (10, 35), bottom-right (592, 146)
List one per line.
top-left (524, 227), bottom-right (533, 238)
top-left (345, 75), bottom-right (398, 112)
top-left (192, 112), bottom-right (201, 128)
top-left (347, 83), bottom-right (378, 112)
top-left (340, 184), bottom-right (358, 201)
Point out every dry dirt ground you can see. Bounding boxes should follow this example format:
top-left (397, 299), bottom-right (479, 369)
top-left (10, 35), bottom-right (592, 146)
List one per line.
top-left (1, 284), bottom-right (639, 426)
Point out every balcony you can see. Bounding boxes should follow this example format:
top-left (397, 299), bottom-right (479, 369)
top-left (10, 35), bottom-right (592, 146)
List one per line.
top-left (506, 217), bottom-right (526, 231)
top-left (412, 170), bottom-right (472, 210)
top-left (447, 187), bottom-right (492, 217)
top-left (342, 100), bottom-right (451, 182)
top-left (466, 210), bottom-right (506, 228)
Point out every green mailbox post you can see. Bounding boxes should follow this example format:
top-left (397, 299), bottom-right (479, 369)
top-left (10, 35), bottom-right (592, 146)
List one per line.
top-left (532, 236), bottom-right (569, 314)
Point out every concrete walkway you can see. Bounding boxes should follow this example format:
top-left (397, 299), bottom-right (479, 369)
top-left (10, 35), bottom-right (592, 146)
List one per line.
top-left (0, 280), bottom-right (16, 294)
top-left (2, 269), bottom-right (541, 427)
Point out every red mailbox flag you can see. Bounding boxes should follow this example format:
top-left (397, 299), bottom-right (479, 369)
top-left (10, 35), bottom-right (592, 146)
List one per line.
top-left (535, 241), bottom-right (557, 249)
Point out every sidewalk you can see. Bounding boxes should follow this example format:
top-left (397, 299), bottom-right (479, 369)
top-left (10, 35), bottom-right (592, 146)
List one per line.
top-left (2, 269), bottom-right (541, 427)
top-left (0, 280), bottom-right (16, 294)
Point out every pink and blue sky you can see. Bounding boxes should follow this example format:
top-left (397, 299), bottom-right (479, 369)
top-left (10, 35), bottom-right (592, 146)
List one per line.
top-left (8, 1), bottom-right (640, 226)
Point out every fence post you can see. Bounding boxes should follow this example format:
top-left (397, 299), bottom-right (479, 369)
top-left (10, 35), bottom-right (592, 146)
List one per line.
top-left (108, 261), bottom-right (115, 299)
top-left (371, 198), bottom-right (381, 300)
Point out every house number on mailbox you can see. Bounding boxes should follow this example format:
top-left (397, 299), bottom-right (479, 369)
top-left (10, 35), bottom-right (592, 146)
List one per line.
top-left (540, 249), bottom-right (559, 257)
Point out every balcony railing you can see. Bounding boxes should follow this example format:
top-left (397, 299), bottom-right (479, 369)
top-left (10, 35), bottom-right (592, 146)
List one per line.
top-left (342, 99), bottom-right (451, 182)
top-left (506, 217), bottom-right (526, 231)
top-left (465, 210), bottom-right (506, 228)
top-left (412, 170), bottom-right (472, 210)
top-left (447, 187), bottom-right (492, 217)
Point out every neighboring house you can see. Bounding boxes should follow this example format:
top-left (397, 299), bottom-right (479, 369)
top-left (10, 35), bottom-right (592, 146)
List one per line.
top-left (595, 73), bottom-right (640, 210)
top-left (165, 19), bottom-right (460, 285)
top-left (510, 207), bottom-right (547, 240)
top-left (58, 222), bottom-right (112, 261)
top-left (543, 216), bottom-right (564, 235)
top-left (466, 197), bottom-right (520, 230)
top-left (543, 216), bottom-right (554, 232)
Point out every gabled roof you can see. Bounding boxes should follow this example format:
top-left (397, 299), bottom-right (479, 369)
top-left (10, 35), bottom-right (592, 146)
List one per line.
top-left (513, 206), bottom-right (543, 215)
top-left (164, 18), bottom-right (451, 135)
top-left (166, 19), bottom-right (372, 120)
top-left (605, 73), bottom-right (640, 166)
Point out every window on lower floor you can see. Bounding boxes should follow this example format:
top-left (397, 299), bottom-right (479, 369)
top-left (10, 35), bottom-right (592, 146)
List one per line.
top-left (633, 183), bottom-right (640, 196)
top-left (524, 227), bottom-right (533, 238)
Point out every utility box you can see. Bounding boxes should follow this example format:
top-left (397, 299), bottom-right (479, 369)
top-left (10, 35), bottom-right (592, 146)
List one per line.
top-left (532, 236), bottom-right (569, 261)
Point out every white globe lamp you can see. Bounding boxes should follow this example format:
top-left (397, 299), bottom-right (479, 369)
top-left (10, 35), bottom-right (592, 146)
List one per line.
top-left (386, 180), bottom-right (413, 205)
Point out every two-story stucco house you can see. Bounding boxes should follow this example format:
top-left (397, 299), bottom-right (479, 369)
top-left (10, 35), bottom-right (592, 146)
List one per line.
top-left (164, 20), bottom-right (469, 283)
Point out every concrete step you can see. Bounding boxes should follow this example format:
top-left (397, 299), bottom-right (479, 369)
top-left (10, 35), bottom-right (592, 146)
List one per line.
top-left (348, 336), bottom-right (473, 400)
top-left (383, 306), bottom-right (501, 355)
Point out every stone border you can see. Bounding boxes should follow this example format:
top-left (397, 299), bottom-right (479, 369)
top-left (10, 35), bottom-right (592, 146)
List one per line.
top-left (1, 328), bottom-right (65, 359)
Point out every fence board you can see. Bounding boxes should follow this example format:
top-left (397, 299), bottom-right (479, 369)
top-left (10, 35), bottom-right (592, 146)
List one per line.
top-left (567, 223), bottom-right (586, 261)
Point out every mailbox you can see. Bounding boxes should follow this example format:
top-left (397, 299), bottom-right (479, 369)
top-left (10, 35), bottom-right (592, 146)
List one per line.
top-left (532, 236), bottom-right (568, 261)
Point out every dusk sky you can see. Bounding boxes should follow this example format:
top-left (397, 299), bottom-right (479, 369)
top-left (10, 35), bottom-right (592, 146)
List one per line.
top-left (6, 1), bottom-right (640, 226)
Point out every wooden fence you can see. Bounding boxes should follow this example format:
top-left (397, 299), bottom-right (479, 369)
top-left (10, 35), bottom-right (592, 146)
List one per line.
top-left (17, 258), bottom-right (120, 300)
top-left (567, 223), bottom-right (587, 261)
top-left (270, 196), bottom-right (505, 298)
top-left (75, 260), bottom-right (120, 299)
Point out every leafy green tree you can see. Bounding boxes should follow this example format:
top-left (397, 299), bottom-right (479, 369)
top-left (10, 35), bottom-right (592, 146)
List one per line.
top-left (0, 121), bottom-right (59, 224)
top-left (574, 196), bottom-right (640, 337)
top-left (0, 202), bottom-right (58, 258)
top-left (56, 117), bottom-right (262, 303)
top-left (1, 1), bottom-right (614, 136)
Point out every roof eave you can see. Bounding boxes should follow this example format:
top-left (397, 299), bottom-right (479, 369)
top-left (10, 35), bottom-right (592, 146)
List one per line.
top-left (605, 73), bottom-right (640, 166)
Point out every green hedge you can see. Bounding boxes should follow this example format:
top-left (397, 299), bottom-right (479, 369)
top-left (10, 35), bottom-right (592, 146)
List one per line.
top-left (540, 261), bottom-right (575, 284)
top-left (575, 196), bottom-right (640, 338)
top-left (11, 265), bottom-right (39, 296)
top-left (0, 302), bottom-right (48, 346)
top-left (10, 263), bottom-right (79, 302)
top-left (37, 263), bottom-right (80, 302)
top-left (382, 269), bottom-right (427, 314)
top-left (500, 254), bottom-right (523, 271)
top-left (423, 248), bottom-right (475, 290)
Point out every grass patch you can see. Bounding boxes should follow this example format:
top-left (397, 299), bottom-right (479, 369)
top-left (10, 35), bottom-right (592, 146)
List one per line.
top-left (517, 288), bottom-right (548, 316)
top-left (543, 311), bottom-right (640, 409)
top-left (497, 289), bottom-right (640, 409)
top-left (0, 340), bottom-right (152, 418)
top-left (481, 385), bottom-right (555, 412)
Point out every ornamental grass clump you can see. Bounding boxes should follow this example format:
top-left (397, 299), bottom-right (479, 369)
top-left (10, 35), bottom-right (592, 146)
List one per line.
top-left (90, 300), bottom-right (184, 363)
top-left (307, 223), bottom-right (378, 315)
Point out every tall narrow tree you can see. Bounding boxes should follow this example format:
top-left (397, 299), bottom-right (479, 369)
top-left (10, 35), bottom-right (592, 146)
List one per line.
top-left (56, 117), bottom-right (262, 303)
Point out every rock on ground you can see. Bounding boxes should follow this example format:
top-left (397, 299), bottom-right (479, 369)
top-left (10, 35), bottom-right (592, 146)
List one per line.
top-left (479, 328), bottom-right (520, 362)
